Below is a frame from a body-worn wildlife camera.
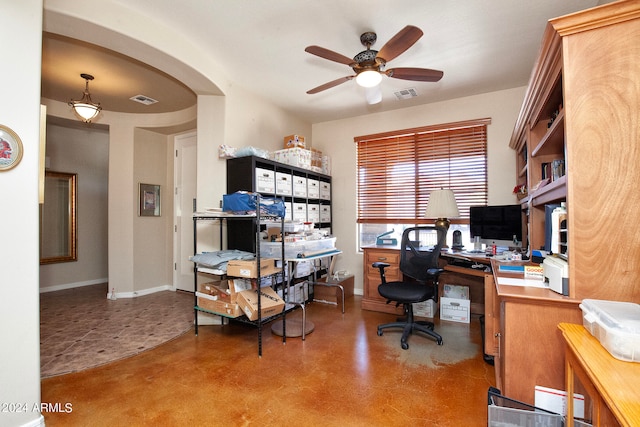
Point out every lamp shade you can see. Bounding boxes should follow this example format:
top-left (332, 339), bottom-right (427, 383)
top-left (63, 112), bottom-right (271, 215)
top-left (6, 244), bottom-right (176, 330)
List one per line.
top-left (424, 189), bottom-right (460, 219)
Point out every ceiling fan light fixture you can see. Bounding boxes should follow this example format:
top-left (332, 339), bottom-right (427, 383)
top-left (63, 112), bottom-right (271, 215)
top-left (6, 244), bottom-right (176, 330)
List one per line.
top-left (356, 70), bottom-right (382, 88)
top-left (69, 73), bottom-right (102, 123)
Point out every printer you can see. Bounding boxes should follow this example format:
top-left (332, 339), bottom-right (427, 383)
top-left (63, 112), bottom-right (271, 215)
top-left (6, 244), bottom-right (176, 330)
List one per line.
top-left (543, 256), bottom-right (569, 296)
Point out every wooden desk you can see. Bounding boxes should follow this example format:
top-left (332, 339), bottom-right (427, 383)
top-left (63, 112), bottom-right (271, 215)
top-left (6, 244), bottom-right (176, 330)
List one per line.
top-left (486, 259), bottom-right (582, 403)
top-left (361, 246), bottom-right (491, 315)
top-left (559, 323), bottom-right (640, 427)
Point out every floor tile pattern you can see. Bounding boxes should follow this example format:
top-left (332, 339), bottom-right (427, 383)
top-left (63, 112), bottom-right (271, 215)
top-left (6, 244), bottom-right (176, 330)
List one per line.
top-left (40, 284), bottom-right (193, 378)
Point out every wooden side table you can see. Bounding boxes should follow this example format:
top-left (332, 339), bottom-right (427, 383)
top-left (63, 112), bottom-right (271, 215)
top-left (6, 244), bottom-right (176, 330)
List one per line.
top-left (559, 323), bottom-right (640, 427)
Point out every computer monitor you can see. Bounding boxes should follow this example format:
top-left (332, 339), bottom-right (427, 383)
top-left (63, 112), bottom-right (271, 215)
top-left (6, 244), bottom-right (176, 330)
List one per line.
top-left (469, 205), bottom-right (522, 248)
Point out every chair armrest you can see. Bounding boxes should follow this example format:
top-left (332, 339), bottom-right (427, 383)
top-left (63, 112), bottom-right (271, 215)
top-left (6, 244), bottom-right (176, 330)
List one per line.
top-left (372, 262), bottom-right (390, 269)
top-left (372, 262), bottom-right (390, 284)
top-left (426, 267), bottom-right (445, 276)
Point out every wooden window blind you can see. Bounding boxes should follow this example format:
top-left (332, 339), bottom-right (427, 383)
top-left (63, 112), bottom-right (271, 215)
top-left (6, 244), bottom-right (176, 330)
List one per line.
top-left (355, 118), bottom-right (490, 224)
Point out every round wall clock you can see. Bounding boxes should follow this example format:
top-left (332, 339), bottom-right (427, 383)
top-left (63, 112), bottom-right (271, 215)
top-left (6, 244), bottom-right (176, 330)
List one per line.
top-left (0, 125), bottom-right (24, 171)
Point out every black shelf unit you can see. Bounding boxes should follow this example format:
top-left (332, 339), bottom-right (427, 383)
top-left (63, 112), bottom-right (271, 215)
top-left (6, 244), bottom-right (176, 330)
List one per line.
top-left (192, 194), bottom-right (288, 356)
top-left (226, 156), bottom-right (332, 253)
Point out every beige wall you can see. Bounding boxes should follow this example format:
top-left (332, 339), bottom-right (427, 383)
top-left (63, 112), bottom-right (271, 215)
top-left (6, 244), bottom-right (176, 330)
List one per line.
top-left (133, 128), bottom-right (174, 294)
top-left (39, 122), bottom-right (109, 291)
top-left (312, 86), bottom-right (527, 294)
top-left (0, 2), bottom-right (44, 425)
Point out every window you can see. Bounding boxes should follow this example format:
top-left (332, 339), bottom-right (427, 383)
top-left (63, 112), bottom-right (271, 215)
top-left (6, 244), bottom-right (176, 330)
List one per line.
top-left (355, 118), bottom-right (490, 247)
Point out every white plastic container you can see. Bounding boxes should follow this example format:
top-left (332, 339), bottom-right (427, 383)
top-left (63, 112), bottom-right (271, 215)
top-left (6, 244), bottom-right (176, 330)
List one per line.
top-left (579, 299), bottom-right (640, 362)
top-left (260, 237), bottom-right (336, 260)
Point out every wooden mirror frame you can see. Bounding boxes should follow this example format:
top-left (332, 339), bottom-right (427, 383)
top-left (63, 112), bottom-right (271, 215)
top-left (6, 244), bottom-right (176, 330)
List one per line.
top-left (40, 171), bottom-right (77, 264)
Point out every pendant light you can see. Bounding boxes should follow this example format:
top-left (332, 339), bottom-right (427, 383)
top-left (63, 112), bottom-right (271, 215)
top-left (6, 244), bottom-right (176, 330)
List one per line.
top-left (69, 73), bottom-right (102, 123)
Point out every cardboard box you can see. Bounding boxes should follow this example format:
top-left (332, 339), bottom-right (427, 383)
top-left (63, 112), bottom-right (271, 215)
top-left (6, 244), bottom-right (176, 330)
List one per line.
top-left (272, 148), bottom-right (312, 170)
top-left (413, 298), bottom-right (437, 318)
top-left (236, 287), bottom-right (285, 320)
top-left (227, 258), bottom-right (281, 278)
top-left (198, 279), bottom-right (255, 304)
top-left (196, 291), bottom-right (242, 317)
top-left (314, 275), bottom-right (354, 303)
top-left (311, 148), bottom-right (322, 168)
top-left (284, 134), bottom-right (305, 149)
top-left (199, 280), bottom-right (231, 300)
top-left (440, 297), bottom-right (471, 323)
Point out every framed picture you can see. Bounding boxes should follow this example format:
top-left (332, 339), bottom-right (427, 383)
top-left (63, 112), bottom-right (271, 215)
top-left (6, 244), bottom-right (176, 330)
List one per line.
top-left (0, 124), bottom-right (24, 171)
top-left (139, 183), bottom-right (161, 217)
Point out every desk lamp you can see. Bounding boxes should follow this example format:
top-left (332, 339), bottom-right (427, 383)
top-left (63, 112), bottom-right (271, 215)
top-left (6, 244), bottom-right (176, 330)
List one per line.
top-left (424, 188), bottom-right (459, 230)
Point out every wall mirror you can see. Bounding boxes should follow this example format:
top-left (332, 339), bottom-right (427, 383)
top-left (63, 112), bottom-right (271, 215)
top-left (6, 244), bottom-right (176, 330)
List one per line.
top-left (40, 171), bottom-right (77, 264)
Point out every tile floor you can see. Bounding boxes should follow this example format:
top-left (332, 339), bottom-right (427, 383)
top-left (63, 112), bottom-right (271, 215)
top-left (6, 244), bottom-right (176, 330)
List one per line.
top-left (40, 283), bottom-right (193, 378)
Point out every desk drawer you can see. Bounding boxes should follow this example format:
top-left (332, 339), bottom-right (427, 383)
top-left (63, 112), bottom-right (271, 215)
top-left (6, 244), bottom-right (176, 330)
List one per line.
top-left (366, 250), bottom-right (401, 281)
top-left (365, 250), bottom-right (400, 265)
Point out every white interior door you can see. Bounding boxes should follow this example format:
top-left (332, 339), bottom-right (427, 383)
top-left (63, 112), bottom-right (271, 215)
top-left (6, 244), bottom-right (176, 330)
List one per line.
top-left (174, 132), bottom-right (197, 292)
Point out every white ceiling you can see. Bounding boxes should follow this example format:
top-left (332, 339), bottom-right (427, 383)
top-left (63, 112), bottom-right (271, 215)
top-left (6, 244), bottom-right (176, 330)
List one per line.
top-left (41, 0), bottom-right (603, 125)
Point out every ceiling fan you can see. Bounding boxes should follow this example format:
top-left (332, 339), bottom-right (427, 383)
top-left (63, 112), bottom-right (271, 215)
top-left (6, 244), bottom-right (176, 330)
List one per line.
top-left (305, 25), bottom-right (443, 97)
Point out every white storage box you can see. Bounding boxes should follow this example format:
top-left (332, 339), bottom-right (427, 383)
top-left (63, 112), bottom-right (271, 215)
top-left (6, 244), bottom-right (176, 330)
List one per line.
top-left (441, 285), bottom-right (470, 323)
top-left (255, 168), bottom-right (275, 193)
top-left (293, 176), bottom-right (308, 198)
top-left (307, 179), bottom-right (320, 198)
top-left (292, 203), bottom-right (307, 221)
top-left (307, 203), bottom-right (320, 223)
top-left (579, 299), bottom-right (640, 362)
top-left (284, 202), bottom-right (292, 221)
top-left (413, 299), bottom-right (437, 318)
top-left (319, 181), bottom-right (331, 200)
top-left (275, 172), bottom-right (292, 196)
top-left (320, 205), bottom-right (331, 223)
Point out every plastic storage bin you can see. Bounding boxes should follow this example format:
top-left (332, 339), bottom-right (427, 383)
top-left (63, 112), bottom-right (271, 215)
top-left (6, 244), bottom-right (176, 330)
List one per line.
top-left (579, 299), bottom-right (640, 363)
top-left (260, 237), bottom-right (336, 260)
top-left (488, 387), bottom-right (564, 427)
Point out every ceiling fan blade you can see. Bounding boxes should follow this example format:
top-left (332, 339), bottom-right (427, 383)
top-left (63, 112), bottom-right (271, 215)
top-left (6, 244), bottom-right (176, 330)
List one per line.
top-left (386, 67), bottom-right (443, 82)
top-left (305, 46), bottom-right (355, 66)
top-left (376, 25), bottom-right (423, 63)
top-left (307, 76), bottom-right (354, 94)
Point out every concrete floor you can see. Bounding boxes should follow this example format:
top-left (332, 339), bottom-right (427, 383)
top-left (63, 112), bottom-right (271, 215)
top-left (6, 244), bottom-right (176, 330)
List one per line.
top-left (41, 294), bottom-right (496, 426)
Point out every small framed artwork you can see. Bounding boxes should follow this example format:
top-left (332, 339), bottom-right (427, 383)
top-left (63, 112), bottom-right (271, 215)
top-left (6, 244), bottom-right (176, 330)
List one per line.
top-left (0, 124), bottom-right (24, 172)
top-left (139, 183), bottom-right (161, 217)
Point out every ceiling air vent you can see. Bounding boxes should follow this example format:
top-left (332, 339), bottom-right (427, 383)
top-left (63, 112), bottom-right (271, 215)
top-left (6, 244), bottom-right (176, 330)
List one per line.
top-left (130, 95), bottom-right (158, 105)
top-left (394, 88), bottom-right (418, 100)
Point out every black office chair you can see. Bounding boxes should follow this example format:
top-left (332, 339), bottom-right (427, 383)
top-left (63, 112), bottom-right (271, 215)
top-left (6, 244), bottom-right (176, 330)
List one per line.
top-left (373, 226), bottom-right (446, 349)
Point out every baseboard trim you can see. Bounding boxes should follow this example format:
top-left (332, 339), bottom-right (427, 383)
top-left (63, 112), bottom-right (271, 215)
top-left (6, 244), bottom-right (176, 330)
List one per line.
top-left (40, 279), bottom-right (108, 293)
top-left (40, 281), bottom-right (177, 300)
top-left (111, 285), bottom-right (174, 299)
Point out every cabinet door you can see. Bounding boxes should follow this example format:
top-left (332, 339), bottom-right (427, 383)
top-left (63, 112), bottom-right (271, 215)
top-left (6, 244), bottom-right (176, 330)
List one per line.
top-left (501, 300), bottom-right (582, 403)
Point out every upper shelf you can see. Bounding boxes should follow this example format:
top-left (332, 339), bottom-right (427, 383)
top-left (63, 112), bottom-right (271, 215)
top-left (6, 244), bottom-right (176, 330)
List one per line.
top-left (529, 175), bottom-right (567, 206)
top-left (532, 109), bottom-right (565, 158)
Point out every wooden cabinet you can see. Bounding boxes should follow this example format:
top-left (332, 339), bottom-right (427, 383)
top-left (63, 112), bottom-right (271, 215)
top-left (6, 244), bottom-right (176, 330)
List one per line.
top-left (510, 1), bottom-right (640, 302)
top-left (486, 259), bottom-right (583, 403)
top-left (361, 246), bottom-right (403, 315)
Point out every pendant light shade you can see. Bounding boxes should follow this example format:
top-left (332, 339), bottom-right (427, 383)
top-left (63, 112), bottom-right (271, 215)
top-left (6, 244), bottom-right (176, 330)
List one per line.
top-left (69, 74), bottom-right (102, 123)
